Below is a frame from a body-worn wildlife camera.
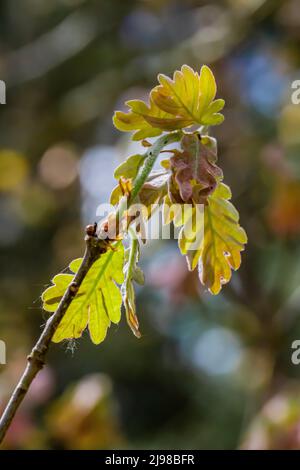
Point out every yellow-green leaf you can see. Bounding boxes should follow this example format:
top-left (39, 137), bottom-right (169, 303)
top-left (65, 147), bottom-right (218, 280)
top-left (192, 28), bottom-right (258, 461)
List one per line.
top-left (110, 154), bottom-right (145, 206)
top-left (122, 238), bottom-right (144, 338)
top-left (114, 154), bottom-right (145, 180)
top-left (199, 183), bottom-right (247, 294)
top-left (164, 182), bottom-right (247, 295)
top-left (113, 99), bottom-right (192, 141)
top-left (113, 65), bottom-right (225, 140)
top-left (42, 245), bottom-right (124, 344)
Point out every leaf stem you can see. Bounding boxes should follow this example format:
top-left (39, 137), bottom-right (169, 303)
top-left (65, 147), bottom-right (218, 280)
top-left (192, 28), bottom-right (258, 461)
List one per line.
top-left (129, 131), bottom-right (181, 203)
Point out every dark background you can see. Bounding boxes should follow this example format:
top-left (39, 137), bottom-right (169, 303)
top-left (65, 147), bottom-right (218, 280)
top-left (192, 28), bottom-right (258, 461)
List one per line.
top-left (1, 0), bottom-right (300, 449)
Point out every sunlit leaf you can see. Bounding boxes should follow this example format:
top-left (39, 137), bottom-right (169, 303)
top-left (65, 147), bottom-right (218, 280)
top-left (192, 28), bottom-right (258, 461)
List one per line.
top-left (113, 100), bottom-right (169, 141)
top-left (110, 154), bottom-right (145, 206)
top-left (111, 155), bottom-right (169, 220)
top-left (152, 65), bottom-right (224, 126)
top-left (114, 154), bottom-right (145, 179)
top-left (113, 65), bottom-right (225, 140)
top-left (42, 245), bottom-right (124, 344)
top-left (138, 171), bottom-right (169, 218)
top-left (122, 238), bottom-right (144, 338)
top-left (164, 182), bottom-right (247, 294)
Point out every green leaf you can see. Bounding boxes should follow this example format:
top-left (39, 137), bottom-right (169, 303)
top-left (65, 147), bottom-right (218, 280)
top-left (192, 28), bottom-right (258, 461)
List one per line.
top-left (111, 160), bottom-right (169, 220)
top-left (122, 237), bottom-right (144, 338)
top-left (138, 171), bottom-right (169, 218)
top-left (113, 101), bottom-right (164, 141)
top-left (114, 154), bottom-right (145, 180)
top-left (199, 183), bottom-right (247, 294)
top-left (153, 65), bottom-right (224, 126)
top-left (164, 182), bottom-right (247, 295)
top-left (113, 65), bottom-right (225, 140)
top-left (42, 245), bottom-right (124, 344)
top-left (132, 265), bottom-right (145, 285)
top-left (110, 184), bottom-right (123, 206)
top-left (110, 154), bottom-right (146, 206)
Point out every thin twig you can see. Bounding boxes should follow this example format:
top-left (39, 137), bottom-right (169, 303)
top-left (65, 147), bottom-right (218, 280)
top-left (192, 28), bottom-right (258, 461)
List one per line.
top-left (0, 130), bottom-right (181, 445)
top-left (0, 233), bottom-right (104, 443)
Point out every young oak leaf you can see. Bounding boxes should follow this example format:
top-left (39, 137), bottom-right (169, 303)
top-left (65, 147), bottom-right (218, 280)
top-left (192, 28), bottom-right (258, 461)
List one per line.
top-left (152, 65), bottom-right (224, 126)
top-left (110, 154), bottom-right (145, 206)
top-left (110, 171), bottom-right (170, 241)
top-left (113, 100), bottom-right (178, 141)
top-left (164, 183), bottom-right (247, 295)
top-left (167, 133), bottom-right (223, 205)
top-left (111, 150), bottom-right (169, 220)
top-left (42, 245), bottom-right (124, 344)
top-left (138, 171), bottom-right (169, 217)
top-left (113, 65), bottom-right (224, 141)
top-left (198, 183), bottom-right (247, 294)
top-left (114, 154), bottom-right (145, 180)
top-left (122, 238), bottom-right (145, 339)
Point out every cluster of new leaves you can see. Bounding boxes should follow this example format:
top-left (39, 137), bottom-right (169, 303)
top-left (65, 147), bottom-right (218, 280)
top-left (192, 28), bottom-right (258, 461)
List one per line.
top-left (114, 65), bottom-right (224, 140)
top-left (162, 134), bottom-right (247, 294)
top-left (42, 65), bottom-right (247, 345)
top-left (111, 147), bottom-right (169, 223)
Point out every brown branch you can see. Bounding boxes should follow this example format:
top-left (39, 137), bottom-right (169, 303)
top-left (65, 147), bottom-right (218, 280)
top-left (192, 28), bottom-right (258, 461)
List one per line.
top-left (0, 231), bottom-right (106, 444)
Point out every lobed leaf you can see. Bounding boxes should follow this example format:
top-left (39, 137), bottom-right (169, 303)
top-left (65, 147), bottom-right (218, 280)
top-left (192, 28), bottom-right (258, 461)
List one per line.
top-left (42, 245), bottom-right (124, 344)
top-left (199, 183), bottom-right (247, 294)
top-left (113, 65), bottom-right (225, 140)
top-left (164, 182), bottom-right (247, 295)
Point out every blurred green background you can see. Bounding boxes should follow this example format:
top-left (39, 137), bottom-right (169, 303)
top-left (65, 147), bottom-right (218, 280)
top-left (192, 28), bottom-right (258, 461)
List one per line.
top-left (1, 0), bottom-right (300, 450)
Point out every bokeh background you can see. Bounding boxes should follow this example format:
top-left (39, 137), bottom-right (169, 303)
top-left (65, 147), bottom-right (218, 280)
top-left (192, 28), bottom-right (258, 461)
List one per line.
top-left (1, 0), bottom-right (300, 450)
